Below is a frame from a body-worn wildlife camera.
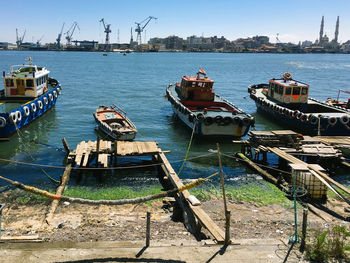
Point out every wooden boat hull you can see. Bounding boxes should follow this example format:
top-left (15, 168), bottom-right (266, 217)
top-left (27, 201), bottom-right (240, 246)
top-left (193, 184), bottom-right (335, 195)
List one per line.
top-left (167, 84), bottom-right (253, 137)
top-left (0, 81), bottom-right (61, 138)
top-left (249, 85), bottom-right (350, 136)
top-left (93, 106), bottom-right (137, 141)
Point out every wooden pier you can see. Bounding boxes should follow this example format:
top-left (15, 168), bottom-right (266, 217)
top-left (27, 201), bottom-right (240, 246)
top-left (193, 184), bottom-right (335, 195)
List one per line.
top-left (236, 130), bottom-right (350, 221)
top-left (48, 139), bottom-right (225, 243)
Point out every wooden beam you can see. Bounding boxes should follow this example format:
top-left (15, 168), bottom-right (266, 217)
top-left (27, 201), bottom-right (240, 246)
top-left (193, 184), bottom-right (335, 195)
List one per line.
top-left (45, 163), bottom-right (72, 225)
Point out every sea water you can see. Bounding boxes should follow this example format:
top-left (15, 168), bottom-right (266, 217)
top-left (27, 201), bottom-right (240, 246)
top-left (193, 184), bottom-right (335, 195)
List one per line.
top-left (0, 51), bottom-right (349, 189)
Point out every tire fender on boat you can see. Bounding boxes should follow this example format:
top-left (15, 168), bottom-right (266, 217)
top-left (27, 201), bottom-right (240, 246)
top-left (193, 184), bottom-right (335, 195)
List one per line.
top-left (233, 117), bottom-right (241, 125)
top-left (49, 93), bottom-right (53, 102)
top-left (188, 114), bottom-right (195, 123)
top-left (53, 90), bottom-right (58, 98)
top-left (57, 87), bottom-right (61, 95)
top-left (204, 116), bottom-right (213, 126)
top-left (23, 106), bottom-right (30, 116)
top-left (328, 117), bottom-right (337, 126)
top-left (214, 116), bottom-right (223, 124)
top-left (223, 117), bottom-right (232, 125)
top-left (292, 110), bottom-right (299, 118)
top-left (196, 113), bottom-right (204, 122)
top-left (0, 116), bottom-right (6, 128)
top-left (10, 112), bottom-right (17, 123)
top-left (242, 118), bottom-right (251, 126)
top-left (300, 96), bottom-right (307, 103)
top-left (31, 103), bottom-right (37, 113)
top-left (340, 115), bottom-right (349, 125)
top-left (279, 107), bottom-right (284, 114)
top-left (309, 115), bottom-right (318, 125)
top-left (16, 111), bottom-right (22, 122)
top-left (38, 100), bottom-right (43, 109)
top-left (300, 114), bottom-right (307, 122)
top-left (43, 97), bottom-right (48, 105)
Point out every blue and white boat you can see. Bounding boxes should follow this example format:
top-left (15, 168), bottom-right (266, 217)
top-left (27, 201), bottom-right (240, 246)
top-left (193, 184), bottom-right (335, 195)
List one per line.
top-left (248, 73), bottom-right (350, 136)
top-left (0, 57), bottom-right (62, 138)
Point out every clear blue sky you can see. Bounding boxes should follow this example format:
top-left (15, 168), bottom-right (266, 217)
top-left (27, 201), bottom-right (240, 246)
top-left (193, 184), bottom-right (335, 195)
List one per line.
top-left (0, 0), bottom-right (349, 44)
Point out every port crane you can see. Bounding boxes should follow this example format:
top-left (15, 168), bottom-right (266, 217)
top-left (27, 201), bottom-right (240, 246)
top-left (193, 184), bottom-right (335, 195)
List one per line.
top-left (65, 21), bottom-right (80, 46)
top-left (36, 35), bottom-right (44, 47)
top-left (134, 16), bottom-right (157, 45)
top-left (56, 23), bottom-right (65, 49)
top-left (99, 18), bottom-right (111, 46)
top-left (16, 28), bottom-right (26, 49)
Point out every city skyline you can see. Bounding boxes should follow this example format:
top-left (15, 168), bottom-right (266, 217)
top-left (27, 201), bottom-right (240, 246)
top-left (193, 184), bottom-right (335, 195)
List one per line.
top-left (0, 0), bottom-right (349, 44)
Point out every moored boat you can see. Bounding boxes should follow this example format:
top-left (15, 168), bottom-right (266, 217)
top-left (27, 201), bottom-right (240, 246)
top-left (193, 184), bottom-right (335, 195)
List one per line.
top-left (93, 104), bottom-right (137, 141)
top-left (166, 69), bottom-right (254, 136)
top-left (248, 73), bottom-right (350, 136)
top-left (0, 57), bottom-right (62, 138)
top-left (325, 89), bottom-right (350, 109)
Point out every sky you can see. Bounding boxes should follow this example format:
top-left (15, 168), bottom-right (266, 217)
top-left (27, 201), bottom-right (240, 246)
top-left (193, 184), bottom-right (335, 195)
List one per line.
top-left (0, 0), bottom-right (349, 45)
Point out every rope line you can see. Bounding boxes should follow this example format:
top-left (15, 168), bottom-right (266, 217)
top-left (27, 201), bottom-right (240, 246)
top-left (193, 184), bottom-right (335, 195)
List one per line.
top-left (0, 172), bottom-right (218, 205)
top-left (177, 121), bottom-right (197, 176)
top-left (0, 153), bottom-right (216, 171)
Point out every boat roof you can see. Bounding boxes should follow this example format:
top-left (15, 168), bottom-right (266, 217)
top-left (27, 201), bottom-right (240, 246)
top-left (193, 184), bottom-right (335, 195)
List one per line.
top-left (182, 75), bottom-right (214, 83)
top-left (270, 78), bottom-right (308, 87)
top-left (5, 65), bottom-right (49, 78)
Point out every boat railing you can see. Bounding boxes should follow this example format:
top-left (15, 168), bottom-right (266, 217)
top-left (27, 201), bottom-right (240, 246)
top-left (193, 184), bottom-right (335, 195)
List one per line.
top-left (113, 104), bottom-right (127, 115)
top-left (10, 65), bottom-right (38, 73)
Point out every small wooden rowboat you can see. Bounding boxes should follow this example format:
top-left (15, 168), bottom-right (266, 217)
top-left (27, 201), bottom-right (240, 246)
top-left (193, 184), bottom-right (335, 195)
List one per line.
top-left (93, 104), bottom-right (137, 141)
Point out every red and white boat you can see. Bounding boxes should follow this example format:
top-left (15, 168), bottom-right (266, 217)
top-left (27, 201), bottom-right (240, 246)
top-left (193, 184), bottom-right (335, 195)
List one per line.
top-left (166, 69), bottom-right (254, 136)
top-left (93, 104), bottom-right (137, 141)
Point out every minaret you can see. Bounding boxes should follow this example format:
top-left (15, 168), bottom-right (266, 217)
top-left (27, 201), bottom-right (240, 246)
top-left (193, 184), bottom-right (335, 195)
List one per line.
top-left (130, 27), bottom-right (133, 44)
top-left (319, 16), bottom-right (324, 44)
top-left (334, 16), bottom-right (339, 43)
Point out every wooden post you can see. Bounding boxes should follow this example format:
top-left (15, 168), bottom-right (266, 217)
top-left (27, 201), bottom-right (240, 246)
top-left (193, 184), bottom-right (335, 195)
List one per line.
top-left (61, 138), bottom-right (70, 154)
top-left (300, 208), bottom-right (308, 252)
top-left (146, 212), bottom-right (151, 247)
top-left (113, 140), bottom-right (118, 166)
top-left (96, 136), bottom-right (100, 167)
top-left (0, 204), bottom-right (5, 240)
top-left (217, 143), bottom-right (230, 245)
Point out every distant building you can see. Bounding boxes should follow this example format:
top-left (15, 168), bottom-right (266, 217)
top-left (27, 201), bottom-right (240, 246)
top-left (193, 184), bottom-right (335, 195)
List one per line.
top-left (301, 40), bottom-right (313, 47)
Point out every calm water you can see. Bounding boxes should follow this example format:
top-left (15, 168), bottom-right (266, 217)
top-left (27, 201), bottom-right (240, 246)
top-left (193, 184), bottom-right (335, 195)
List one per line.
top-left (0, 51), bottom-right (350, 189)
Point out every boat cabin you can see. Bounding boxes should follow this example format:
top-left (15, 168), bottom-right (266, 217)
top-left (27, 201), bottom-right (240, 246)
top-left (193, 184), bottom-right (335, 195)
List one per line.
top-left (2, 61), bottom-right (50, 98)
top-left (265, 73), bottom-right (309, 104)
top-left (177, 69), bottom-right (215, 101)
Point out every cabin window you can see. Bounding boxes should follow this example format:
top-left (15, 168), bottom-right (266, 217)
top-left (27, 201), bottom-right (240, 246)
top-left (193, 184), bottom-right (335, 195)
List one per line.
top-left (292, 87), bottom-right (301, 95)
top-left (274, 84), bottom-right (278, 93)
top-left (278, 86), bottom-right (283, 94)
top-left (301, 87), bottom-right (308, 95)
top-left (36, 78), bottom-right (39, 86)
top-left (26, 79), bottom-right (34, 87)
top-left (285, 87), bottom-right (292, 95)
top-left (5, 78), bottom-right (14, 87)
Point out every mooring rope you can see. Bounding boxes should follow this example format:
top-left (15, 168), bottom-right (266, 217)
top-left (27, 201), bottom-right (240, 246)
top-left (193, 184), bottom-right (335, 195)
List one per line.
top-left (0, 172), bottom-right (218, 205)
top-left (13, 122), bottom-right (60, 184)
top-left (177, 121), bottom-right (197, 176)
top-left (0, 152), bottom-right (216, 171)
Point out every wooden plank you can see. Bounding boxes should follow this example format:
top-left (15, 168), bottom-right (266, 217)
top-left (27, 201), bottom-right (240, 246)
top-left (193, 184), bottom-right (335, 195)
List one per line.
top-left (75, 141), bottom-right (86, 166)
top-left (157, 151), bottom-right (225, 242)
top-left (272, 130), bottom-right (297, 136)
top-left (45, 164), bottom-right (72, 225)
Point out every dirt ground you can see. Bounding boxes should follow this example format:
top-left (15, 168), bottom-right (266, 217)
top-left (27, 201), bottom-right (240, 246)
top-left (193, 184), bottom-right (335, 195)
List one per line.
top-left (1, 197), bottom-right (349, 243)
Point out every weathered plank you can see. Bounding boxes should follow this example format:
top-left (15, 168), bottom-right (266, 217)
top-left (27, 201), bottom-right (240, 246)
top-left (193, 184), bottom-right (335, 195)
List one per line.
top-left (157, 151), bottom-right (225, 243)
top-left (45, 163), bottom-right (72, 225)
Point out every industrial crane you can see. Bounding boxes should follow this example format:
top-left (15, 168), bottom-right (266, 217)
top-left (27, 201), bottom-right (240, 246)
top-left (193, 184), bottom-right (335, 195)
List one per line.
top-left (99, 18), bottom-right (111, 46)
top-left (16, 28), bottom-right (26, 49)
top-left (36, 35), bottom-right (44, 47)
top-left (65, 21), bottom-right (80, 46)
top-left (134, 16), bottom-right (157, 45)
top-left (56, 23), bottom-right (65, 49)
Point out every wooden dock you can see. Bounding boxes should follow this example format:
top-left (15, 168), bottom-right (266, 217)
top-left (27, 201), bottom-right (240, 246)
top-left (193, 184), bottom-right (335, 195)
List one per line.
top-left (54, 139), bottom-right (225, 243)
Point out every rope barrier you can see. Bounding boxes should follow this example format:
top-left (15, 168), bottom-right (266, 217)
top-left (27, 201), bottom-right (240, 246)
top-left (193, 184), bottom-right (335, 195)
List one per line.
top-left (0, 172), bottom-right (218, 205)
